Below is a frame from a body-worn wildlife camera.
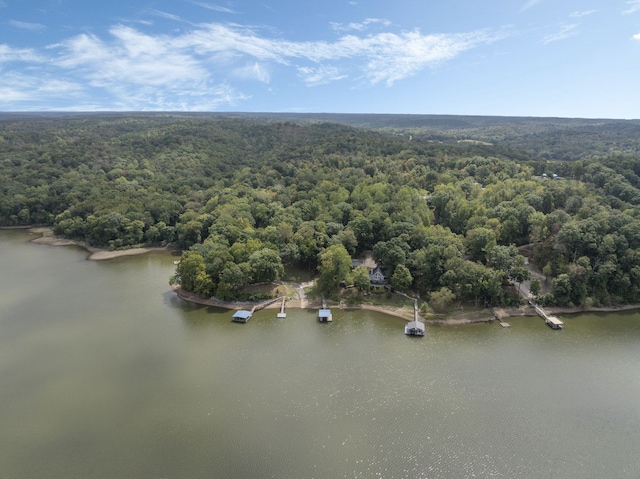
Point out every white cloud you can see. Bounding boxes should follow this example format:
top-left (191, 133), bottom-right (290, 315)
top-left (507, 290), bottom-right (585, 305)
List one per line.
top-left (41, 25), bottom-right (238, 110)
top-left (9, 20), bottom-right (47, 32)
top-left (0, 21), bottom-right (502, 109)
top-left (0, 44), bottom-right (42, 63)
top-left (233, 62), bottom-right (271, 83)
top-left (329, 30), bottom-right (493, 86)
top-left (569, 10), bottom-right (597, 18)
top-left (191, 2), bottom-right (238, 14)
top-left (180, 23), bottom-right (497, 85)
top-left (624, 0), bottom-right (640, 14)
top-left (633, 33), bottom-right (640, 40)
top-left (521, 0), bottom-right (542, 12)
top-left (543, 24), bottom-right (578, 44)
top-left (330, 18), bottom-right (392, 32)
top-left (148, 9), bottom-right (184, 23)
top-left (54, 26), bottom-right (209, 87)
top-left (0, 71), bottom-right (84, 106)
top-left (298, 65), bottom-right (347, 86)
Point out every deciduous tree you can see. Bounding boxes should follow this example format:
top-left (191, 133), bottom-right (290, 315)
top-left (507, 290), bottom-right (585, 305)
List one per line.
top-left (317, 245), bottom-right (352, 294)
top-left (391, 264), bottom-right (413, 292)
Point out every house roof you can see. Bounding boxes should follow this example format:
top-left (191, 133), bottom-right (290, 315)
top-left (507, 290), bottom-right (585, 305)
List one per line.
top-left (370, 266), bottom-right (385, 276)
top-left (232, 310), bottom-right (252, 319)
top-left (369, 266), bottom-right (387, 284)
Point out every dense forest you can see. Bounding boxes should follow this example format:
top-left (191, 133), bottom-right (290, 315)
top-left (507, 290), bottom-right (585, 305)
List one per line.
top-left (2, 113), bottom-right (640, 308)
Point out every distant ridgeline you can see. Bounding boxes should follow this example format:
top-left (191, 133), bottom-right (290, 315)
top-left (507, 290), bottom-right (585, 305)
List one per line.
top-left (2, 113), bottom-right (640, 307)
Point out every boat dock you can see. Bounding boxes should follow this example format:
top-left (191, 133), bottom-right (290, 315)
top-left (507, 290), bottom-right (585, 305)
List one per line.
top-left (232, 310), bottom-right (252, 323)
top-left (490, 307), bottom-right (510, 328)
top-left (277, 297), bottom-right (287, 318)
top-left (532, 303), bottom-right (564, 329)
top-left (318, 297), bottom-right (332, 322)
top-left (405, 300), bottom-right (425, 336)
top-left (231, 297), bottom-right (285, 323)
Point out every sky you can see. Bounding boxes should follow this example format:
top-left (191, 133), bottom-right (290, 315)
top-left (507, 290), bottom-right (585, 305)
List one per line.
top-left (1, 0), bottom-right (639, 118)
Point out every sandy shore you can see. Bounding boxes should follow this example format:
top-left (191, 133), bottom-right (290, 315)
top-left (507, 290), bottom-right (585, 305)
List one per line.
top-left (28, 227), bottom-right (174, 260)
top-left (173, 284), bottom-right (640, 325)
top-left (339, 304), bottom-right (415, 321)
top-left (172, 284), bottom-right (485, 323)
top-left (545, 304), bottom-right (640, 315)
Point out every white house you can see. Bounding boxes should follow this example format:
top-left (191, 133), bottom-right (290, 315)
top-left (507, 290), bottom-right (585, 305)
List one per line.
top-left (369, 266), bottom-right (387, 285)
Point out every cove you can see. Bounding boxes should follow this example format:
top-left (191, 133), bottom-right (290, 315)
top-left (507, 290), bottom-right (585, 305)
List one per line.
top-left (1, 229), bottom-right (639, 479)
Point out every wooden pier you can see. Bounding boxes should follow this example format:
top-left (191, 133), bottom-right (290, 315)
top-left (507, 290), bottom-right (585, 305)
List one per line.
top-left (277, 297), bottom-right (287, 318)
top-left (231, 297), bottom-right (284, 323)
top-left (532, 303), bottom-right (563, 329)
top-left (490, 307), bottom-right (510, 328)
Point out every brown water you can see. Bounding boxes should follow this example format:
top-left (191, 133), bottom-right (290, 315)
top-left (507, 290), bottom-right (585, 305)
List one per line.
top-left (1, 229), bottom-right (639, 478)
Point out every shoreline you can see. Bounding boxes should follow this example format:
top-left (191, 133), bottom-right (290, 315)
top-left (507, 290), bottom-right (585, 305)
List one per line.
top-left (18, 227), bottom-right (640, 322)
top-left (173, 284), bottom-right (640, 324)
top-left (173, 285), bottom-right (418, 321)
top-left (27, 227), bottom-right (175, 260)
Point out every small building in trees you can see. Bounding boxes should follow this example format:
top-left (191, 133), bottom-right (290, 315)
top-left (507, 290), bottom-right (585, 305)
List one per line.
top-left (369, 266), bottom-right (387, 285)
top-left (368, 266), bottom-right (388, 293)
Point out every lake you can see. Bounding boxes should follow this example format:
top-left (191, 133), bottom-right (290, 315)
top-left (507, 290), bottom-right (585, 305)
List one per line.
top-left (1, 229), bottom-right (639, 478)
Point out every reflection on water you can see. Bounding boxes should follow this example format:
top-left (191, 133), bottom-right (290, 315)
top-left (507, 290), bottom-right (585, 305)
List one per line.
top-left (1, 230), bottom-right (639, 478)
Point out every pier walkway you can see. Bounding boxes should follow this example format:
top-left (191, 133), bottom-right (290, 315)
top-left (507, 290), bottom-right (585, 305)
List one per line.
top-left (404, 299), bottom-right (425, 336)
top-left (531, 302), bottom-right (564, 329)
top-left (277, 297), bottom-right (287, 318)
top-left (489, 307), bottom-right (510, 328)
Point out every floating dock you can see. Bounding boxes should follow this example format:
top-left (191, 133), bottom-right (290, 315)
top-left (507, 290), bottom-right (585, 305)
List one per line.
top-left (405, 300), bottom-right (425, 336)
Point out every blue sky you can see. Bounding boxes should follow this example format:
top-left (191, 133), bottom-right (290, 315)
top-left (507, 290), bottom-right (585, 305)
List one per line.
top-left (1, 0), bottom-right (639, 118)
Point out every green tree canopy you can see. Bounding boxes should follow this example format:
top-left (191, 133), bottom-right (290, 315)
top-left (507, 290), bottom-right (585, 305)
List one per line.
top-left (317, 244), bottom-right (352, 294)
top-left (248, 248), bottom-right (284, 283)
top-left (391, 264), bottom-right (413, 292)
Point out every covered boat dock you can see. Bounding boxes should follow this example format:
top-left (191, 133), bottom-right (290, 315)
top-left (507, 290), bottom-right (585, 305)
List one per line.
top-left (405, 300), bottom-right (425, 336)
top-left (232, 310), bottom-right (252, 323)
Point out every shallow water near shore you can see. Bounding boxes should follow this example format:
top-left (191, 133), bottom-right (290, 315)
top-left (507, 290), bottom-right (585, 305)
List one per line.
top-left (1, 229), bottom-right (639, 478)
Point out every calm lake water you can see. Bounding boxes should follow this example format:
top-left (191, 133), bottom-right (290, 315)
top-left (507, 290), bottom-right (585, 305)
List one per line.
top-left (1, 229), bottom-right (639, 479)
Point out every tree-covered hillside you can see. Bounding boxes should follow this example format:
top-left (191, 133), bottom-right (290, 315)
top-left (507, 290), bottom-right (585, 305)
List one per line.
top-left (219, 112), bottom-right (640, 161)
top-left (2, 114), bottom-right (640, 308)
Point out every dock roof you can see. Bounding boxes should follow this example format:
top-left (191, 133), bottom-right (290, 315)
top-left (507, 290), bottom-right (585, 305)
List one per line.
top-left (406, 320), bottom-right (425, 331)
top-left (232, 310), bottom-right (252, 320)
top-left (547, 316), bottom-right (563, 326)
